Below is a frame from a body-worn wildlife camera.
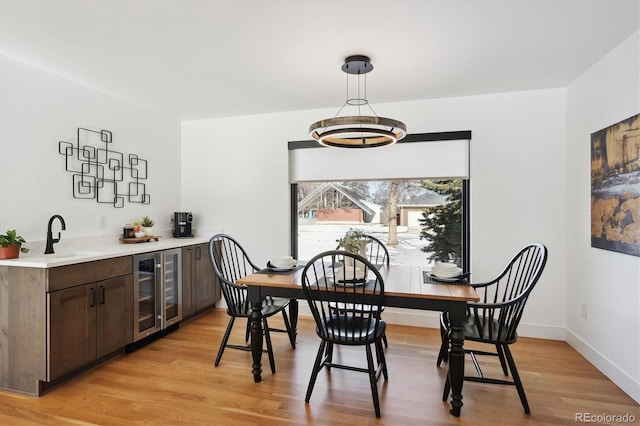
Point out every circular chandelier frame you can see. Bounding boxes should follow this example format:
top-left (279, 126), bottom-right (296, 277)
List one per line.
top-left (309, 116), bottom-right (407, 148)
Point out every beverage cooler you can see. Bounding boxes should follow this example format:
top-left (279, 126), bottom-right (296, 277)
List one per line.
top-left (133, 249), bottom-right (182, 342)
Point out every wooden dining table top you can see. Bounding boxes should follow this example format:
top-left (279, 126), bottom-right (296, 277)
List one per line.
top-left (237, 264), bottom-right (479, 303)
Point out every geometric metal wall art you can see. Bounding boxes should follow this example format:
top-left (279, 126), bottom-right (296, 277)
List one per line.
top-left (58, 127), bottom-right (150, 208)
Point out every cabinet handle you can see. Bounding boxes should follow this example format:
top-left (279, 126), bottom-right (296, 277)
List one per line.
top-left (90, 287), bottom-right (96, 307)
top-left (100, 285), bottom-right (106, 304)
top-left (196, 246), bottom-right (201, 260)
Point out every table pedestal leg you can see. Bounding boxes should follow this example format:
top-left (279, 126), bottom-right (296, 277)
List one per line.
top-left (289, 299), bottom-right (298, 346)
top-left (250, 301), bottom-right (263, 382)
top-left (448, 303), bottom-right (466, 416)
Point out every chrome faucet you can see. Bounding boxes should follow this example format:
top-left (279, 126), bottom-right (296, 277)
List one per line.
top-left (45, 215), bottom-right (66, 254)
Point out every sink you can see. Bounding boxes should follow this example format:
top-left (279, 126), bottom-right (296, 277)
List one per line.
top-left (46, 251), bottom-right (104, 259)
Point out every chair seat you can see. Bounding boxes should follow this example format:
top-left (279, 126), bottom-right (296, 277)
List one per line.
top-left (463, 314), bottom-right (518, 344)
top-left (262, 297), bottom-right (291, 316)
top-left (228, 297), bottom-right (290, 317)
top-left (319, 315), bottom-right (386, 344)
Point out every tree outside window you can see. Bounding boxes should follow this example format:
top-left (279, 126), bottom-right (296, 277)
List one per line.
top-left (418, 180), bottom-right (462, 265)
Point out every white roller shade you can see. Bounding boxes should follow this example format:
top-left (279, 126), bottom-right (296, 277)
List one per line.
top-left (289, 138), bottom-right (470, 182)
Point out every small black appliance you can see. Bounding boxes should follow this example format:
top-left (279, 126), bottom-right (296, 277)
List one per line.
top-left (172, 212), bottom-right (193, 238)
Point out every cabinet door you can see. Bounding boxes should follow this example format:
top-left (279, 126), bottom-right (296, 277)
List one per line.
top-left (195, 242), bottom-right (218, 310)
top-left (48, 284), bottom-right (97, 380)
top-left (96, 275), bottom-right (133, 358)
top-left (181, 246), bottom-right (197, 318)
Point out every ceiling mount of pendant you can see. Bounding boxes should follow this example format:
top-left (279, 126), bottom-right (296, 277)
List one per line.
top-left (341, 55), bottom-right (373, 75)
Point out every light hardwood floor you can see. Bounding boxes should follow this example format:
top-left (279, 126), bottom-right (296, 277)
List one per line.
top-left (0, 309), bottom-right (637, 425)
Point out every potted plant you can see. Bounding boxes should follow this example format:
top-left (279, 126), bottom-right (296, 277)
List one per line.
top-left (0, 229), bottom-right (29, 259)
top-left (336, 229), bottom-right (369, 256)
top-left (141, 216), bottom-right (155, 236)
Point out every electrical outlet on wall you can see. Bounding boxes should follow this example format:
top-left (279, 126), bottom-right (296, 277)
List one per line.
top-left (99, 216), bottom-right (107, 228)
top-left (581, 304), bottom-right (588, 320)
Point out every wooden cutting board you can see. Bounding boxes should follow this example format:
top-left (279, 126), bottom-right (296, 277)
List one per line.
top-left (119, 236), bottom-right (161, 243)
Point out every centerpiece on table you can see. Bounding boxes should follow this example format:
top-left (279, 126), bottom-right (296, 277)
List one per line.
top-left (336, 228), bottom-right (371, 270)
top-left (0, 229), bottom-right (29, 259)
top-left (336, 229), bottom-right (370, 256)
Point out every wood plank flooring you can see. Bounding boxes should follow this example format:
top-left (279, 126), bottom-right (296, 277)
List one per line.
top-left (0, 309), bottom-right (637, 425)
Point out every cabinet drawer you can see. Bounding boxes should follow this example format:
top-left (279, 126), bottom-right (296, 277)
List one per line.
top-left (48, 256), bottom-right (133, 292)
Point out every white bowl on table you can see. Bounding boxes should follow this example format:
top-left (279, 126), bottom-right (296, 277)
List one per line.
top-left (434, 262), bottom-right (458, 270)
top-left (431, 262), bottom-right (463, 278)
top-left (270, 256), bottom-right (297, 269)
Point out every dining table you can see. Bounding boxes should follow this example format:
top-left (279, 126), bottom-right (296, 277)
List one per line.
top-left (236, 263), bottom-right (479, 417)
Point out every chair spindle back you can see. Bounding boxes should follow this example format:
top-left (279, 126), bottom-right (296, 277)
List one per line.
top-left (209, 234), bottom-right (261, 316)
top-left (471, 242), bottom-right (547, 342)
top-left (302, 250), bottom-right (385, 344)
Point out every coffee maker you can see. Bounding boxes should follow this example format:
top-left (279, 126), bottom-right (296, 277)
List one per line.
top-left (172, 212), bottom-right (193, 238)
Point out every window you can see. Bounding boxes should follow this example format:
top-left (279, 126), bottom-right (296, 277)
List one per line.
top-left (289, 132), bottom-right (471, 270)
top-left (294, 179), bottom-right (465, 267)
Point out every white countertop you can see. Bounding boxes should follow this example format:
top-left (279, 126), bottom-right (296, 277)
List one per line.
top-left (0, 233), bottom-right (213, 268)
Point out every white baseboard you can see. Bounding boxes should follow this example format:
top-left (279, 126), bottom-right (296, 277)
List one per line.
top-left (517, 322), bottom-right (566, 340)
top-left (566, 328), bottom-right (640, 404)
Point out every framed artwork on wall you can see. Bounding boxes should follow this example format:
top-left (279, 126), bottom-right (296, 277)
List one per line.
top-left (590, 113), bottom-right (640, 257)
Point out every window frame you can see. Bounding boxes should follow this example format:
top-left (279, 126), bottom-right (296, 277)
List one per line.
top-left (289, 131), bottom-right (471, 272)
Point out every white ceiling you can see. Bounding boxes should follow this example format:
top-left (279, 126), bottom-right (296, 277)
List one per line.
top-left (1, 0), bottom-right (639, 121)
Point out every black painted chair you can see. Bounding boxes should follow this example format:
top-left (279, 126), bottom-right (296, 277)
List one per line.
top-left (438, 242), bottom-right (548, 414)
top-left (208, 234), bottom-right (295, 374)
top-left (302, 250), bottom-right (388, 418)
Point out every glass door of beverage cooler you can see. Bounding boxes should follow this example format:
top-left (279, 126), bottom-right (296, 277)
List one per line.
top-left (162, 248), bottom-right (182, 328)
top-left (133, 252), bottom-right (162, 341)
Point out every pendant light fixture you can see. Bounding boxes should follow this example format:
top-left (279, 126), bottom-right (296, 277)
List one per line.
top-left (309, 55), bottom-right (406, 148)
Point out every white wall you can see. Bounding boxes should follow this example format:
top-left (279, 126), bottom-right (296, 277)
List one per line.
top-left (0, 55), bottom-right (182, 245)
top-left (182, 88), bottom-right (568, 342)
top-left (566, 30), bottom-right (640, 403)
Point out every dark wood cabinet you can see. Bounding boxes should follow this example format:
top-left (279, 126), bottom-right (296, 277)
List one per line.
top-left (182, 246), bottom-right (197, 318)
top-left (0, 256), bottom-right (133, 395)
top-left (182, 243), bottom-right (219, 320)
top-left (48, 270), bottom-right (132, 381)
top-left (195, 243), bottom-right (218, 310)
top-left (97, 275), bottom-right (133, 356)
top-left (0, 242), bottom-right (215, 396)
top-left (48, 284), bottom-right (96, 380)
